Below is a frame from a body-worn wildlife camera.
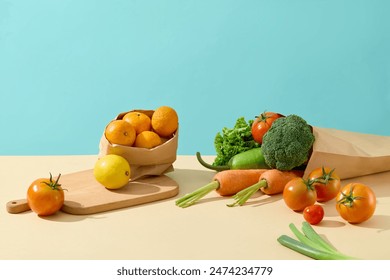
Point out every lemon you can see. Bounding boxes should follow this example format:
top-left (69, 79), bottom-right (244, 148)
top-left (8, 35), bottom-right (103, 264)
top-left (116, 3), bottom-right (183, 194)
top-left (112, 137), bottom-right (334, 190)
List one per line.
top-left (93, 154), bottom-right (131, 189)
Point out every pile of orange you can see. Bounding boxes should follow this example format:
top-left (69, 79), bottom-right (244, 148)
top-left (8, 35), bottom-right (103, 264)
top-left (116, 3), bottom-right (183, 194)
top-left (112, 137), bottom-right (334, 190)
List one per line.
top-left (104, 106), bottom-right (178, 149)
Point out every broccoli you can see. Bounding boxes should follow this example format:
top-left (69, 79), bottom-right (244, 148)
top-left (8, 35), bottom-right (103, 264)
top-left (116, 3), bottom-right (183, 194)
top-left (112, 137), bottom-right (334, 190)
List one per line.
top-left (261, 114), bottom-right (315, 171)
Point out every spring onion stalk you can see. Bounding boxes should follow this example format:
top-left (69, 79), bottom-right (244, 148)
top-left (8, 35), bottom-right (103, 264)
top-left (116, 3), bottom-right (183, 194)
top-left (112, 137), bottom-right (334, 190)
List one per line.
top-left (277, 222), bottom-right (357, 260)
top-left (175, 181), bottom-right (219, 208)
top-left (288, 223), bottom-right (334, 254)
top-left (277, 235), bottom-right (352, 260)
top-left (301, 221), bottom-right (339, 253)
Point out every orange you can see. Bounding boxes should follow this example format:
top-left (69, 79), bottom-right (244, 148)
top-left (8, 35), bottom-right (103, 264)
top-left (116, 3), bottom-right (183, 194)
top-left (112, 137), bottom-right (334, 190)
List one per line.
top-left (123, 111), bottom-right (151, 135)
top-left (134, 131), bottom-right (162, 149)
top-left (105, 119), bottom-right (136, 146)
top-left (151, 106), bottom-right (178, 138)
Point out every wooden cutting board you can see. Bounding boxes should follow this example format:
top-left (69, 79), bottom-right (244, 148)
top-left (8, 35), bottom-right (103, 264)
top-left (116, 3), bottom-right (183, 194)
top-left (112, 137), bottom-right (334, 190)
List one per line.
top-left (6, 169), bottom-right (179, 215)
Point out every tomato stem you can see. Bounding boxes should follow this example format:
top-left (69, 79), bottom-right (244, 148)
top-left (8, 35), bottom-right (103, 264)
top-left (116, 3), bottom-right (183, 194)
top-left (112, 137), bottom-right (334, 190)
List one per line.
top-left (255, 111), bottom-right (275, 122)
top-left (313, 167), bottom-right (337, 185)
top-left (337, 184), bottom-right (363, 208)
top-left (305, 178), bottom-right (316, 191)
top-left (44, 173), bottom-right (65, 191)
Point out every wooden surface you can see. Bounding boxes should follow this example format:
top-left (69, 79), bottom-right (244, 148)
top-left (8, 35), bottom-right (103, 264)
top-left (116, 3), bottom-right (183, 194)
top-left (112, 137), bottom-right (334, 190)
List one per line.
top-left (7, 169), bottom-right (179, 215)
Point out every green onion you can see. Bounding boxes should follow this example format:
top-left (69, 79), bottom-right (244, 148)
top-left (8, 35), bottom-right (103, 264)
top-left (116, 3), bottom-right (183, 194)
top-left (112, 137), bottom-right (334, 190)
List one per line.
top-left (288, 223), bottom-right (331, 253)
top-left (277, 222), bottom-right (357, 260)
top-left (301, 221), bottom-right (338, 253)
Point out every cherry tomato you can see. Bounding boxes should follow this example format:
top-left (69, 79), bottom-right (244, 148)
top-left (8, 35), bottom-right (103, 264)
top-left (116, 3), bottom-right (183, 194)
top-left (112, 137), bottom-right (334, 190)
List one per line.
top-left (308, 167), bottom-right (341, 202)
top-left (251, 111), bottom-right (282, 144)
top-left (336, 183), bottom-right (376, 224)
top-left (283, 177), bottom-right (317, 211)
top-left (303, 204), bottom-right (324, 225)
top-left (27, 173), bottom-right (65, 216)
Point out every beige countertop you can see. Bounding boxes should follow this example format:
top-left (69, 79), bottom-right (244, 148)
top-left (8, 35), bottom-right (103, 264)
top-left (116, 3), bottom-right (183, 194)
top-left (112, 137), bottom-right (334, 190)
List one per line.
top-left (1, 155), bottom-right (389, 260)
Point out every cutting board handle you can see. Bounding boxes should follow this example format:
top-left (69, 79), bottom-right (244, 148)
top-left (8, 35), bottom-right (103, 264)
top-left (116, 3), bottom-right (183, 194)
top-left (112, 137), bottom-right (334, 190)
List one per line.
top-left (6, 199), bottom-right (30, 214)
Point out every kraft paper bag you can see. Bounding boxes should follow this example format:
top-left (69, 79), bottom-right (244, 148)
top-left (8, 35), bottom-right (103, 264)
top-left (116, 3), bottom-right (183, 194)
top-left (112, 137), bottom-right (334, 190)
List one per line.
top-left (98, 109), bottom-right (178, 180)
top-left (304, 127), bottom-right (390, 180)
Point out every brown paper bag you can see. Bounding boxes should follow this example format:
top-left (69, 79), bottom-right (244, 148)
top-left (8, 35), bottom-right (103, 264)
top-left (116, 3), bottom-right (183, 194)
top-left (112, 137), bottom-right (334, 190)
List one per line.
top-left (304, 127), bottom-right (390, 179)
top-left (98, 109), bottom-right (178, 180)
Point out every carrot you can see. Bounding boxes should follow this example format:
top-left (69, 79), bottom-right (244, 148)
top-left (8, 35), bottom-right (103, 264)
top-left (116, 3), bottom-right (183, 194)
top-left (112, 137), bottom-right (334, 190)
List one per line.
top-left (175, 169), bottom-right (267, 208)
top-left (227, 169), bottom-right (303, 207)
top-left (260, 169), bottom-right (303, 195)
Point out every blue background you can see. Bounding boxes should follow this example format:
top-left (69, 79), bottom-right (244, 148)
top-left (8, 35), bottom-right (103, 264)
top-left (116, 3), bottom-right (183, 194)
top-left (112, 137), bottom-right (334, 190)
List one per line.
top-left (1, 0), bottom-right (389, 156)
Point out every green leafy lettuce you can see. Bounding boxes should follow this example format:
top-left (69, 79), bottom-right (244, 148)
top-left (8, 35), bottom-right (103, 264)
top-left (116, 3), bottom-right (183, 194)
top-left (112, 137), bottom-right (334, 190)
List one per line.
top-left (213, 117), bottom-right (259, 166)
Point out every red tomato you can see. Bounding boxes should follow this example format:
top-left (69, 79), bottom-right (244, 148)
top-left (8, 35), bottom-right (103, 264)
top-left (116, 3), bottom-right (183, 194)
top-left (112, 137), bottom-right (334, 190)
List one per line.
top-left (27, 173), bottom-right (65, 216)
top-left (251, 111), bottom-right (282, 144)
top-left (283, 177), bottom-right (317, 211)
top-left (308, 167), bottom-right (341, 202)
top-left (336, 183), bottom-right (376, 224)
top-left (303, 204), bottom-right (324, 225)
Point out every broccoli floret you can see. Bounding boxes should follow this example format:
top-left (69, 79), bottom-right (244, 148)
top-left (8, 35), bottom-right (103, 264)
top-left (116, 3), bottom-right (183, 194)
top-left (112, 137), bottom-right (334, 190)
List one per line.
top-left (261, 114), bottom-right (315, 171)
